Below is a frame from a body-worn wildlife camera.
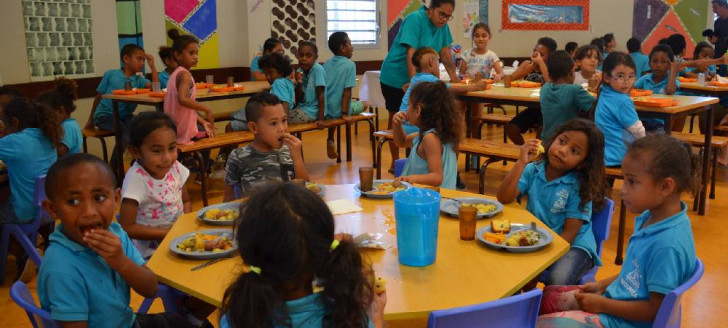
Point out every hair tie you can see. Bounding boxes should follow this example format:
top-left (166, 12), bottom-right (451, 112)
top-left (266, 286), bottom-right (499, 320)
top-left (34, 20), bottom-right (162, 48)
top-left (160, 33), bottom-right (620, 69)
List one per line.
top-left (330, 240), bottom-right (340, 251)
top-left (247, 265), bottom-right (262, 275)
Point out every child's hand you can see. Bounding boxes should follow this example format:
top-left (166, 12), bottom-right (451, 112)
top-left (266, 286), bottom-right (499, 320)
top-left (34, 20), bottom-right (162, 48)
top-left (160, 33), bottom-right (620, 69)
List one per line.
top-left (518, 139), bottom-right (542, 164)
top-left (85, 120), bottom-right (95, 130)
top-left (392, 111), bottom-right (408, 126)
top-left (579, 281), bottom-right (605, 294)
top-left (369, 290), bottom-right (387, 324)
top-left (144, 54), bottom-right (156, 68)
top-left (493, 73), bottom-right (504, 82)
top-left (395, 176), bottom-right (415, 184)
top-left (203, 121), bottom-right (216, 138)
top-left (295, 72), bottom-right (303, 84)
top-left (531, 51), bottom-right (544, 65)
top-left (281, 133), bottom-right (303, 156)
top-left (83, 229), bottom-right (125, 269)
top-left (670, 61), bottom-right (682, 74)
top-left (315, 119), bottom-right (326, 129)
top-left (472, 80), bottom-right (487, 91)
top-left (574, 290), bottom-right (605, 313)
top-left (722, 53), bottom-right (728, 65)
top-left (588, 72), bottom-right (602, 93)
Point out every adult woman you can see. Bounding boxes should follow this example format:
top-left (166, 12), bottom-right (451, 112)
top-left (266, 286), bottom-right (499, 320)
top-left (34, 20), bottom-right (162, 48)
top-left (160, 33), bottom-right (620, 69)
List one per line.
top-left (713, 0), bottom-right (728, 75)
top-left (379, 0), bottom-right (459, 171)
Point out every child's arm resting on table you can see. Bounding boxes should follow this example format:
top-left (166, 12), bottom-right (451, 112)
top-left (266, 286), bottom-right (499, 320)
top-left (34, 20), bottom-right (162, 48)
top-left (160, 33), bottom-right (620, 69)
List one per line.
top-left (391, 111), bottom-right (418, 148)
top-left (497, 139), bottom-right (540, 203)
top-left (396, 133), bottom-right (444, 186)
top-left (119, 199), bottom-right (170, 240)
top-left (448, 80), bottom-right (488, 95)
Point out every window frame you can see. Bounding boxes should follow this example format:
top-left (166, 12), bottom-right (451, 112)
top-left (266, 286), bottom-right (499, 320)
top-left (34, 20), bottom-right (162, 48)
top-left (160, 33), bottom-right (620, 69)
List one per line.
top-left (324, 0), bottom-right (381, 50)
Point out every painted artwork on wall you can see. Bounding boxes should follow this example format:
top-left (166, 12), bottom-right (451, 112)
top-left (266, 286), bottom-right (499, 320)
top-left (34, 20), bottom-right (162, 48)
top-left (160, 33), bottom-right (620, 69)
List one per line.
top-left (387, 0), bottom-right (426, 50)
top-left (22, 0), bottom-right (95, 81)
top-left (463, 0), bottom-right (480, 37)
top-left (116, 0), bottom-right (143, 68)
top-left (501, 0), bottom-right (589, 31)
top-left (270, 0), bottom-right (316, 59)
top-left (165, 0), bottom-right (219, 69)
top-left (633, 0), bottom-right (708, 57)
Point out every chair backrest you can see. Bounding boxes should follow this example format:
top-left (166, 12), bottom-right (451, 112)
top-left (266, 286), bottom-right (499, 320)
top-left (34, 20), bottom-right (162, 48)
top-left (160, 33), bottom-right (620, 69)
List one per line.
top-left (233, 183), bottom-right (242, 200)
top-left (34, 175), bottom-right (52, 226)
top-left (394, 158), bottom-right (408, 178)
top-left (591, 198), bottom-right (615, 256)
top-left (427, 289), bottom-right (542, 328)
top-left (10, 281), bottom-right (59, 328)
top-left (652, 258), bottom-right (704, 328)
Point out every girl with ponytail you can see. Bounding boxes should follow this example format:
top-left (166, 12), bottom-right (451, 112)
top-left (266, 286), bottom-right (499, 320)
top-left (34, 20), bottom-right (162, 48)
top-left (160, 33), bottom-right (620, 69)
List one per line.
top-left (37, 77), bottom-right (82, 156)
top-left (220, 182), bottom-right (386, 328)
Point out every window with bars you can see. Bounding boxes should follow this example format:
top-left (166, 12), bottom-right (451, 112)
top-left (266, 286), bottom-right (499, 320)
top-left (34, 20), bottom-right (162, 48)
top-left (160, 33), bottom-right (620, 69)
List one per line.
top-left (326, 0), bottom-right (379, 47)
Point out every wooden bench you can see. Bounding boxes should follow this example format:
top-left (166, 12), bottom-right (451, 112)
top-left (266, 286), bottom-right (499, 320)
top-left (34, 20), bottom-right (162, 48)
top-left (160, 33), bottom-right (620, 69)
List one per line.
top-left (476, 113), bottom-right (511, 141)
top-left (604, 167), bottom-right (628, 265)
top-left (673, 132), bottom-right (728, 200)
top-left (374, 130), bottom-right (413, 179)
top-left (82, 128), bottom-right (115, 162)
top-left (458, 139), bottom-right (520, 194)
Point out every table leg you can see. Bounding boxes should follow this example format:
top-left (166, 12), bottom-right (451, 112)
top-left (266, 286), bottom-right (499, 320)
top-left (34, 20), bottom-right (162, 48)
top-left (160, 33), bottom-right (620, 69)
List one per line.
top-left (346, 123), bottom-right (352, 162)
top-left (376, 138), bottom-right (386, 179)
top-left (336, 126), bottom-right (342, 163)
top-left (699, 105), bottom-right (713, 215)
top-left (112, 100), bottom-right (123, 185)
top-left (368, 119), bottom-right (376, 167)
top-left (711, 148), bottom-right (717, 199)
top-left (616, 199), bottom-right (626, 265)
top-left (196, 151), bottom-right (209, 207)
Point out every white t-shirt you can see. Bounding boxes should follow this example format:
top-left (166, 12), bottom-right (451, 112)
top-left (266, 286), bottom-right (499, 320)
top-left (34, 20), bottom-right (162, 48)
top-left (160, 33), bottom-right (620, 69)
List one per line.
top-left (573, 69), bottom-right (601, 87)
top-left (462, 48), bottom-right (500, 78)
top-left (121, 160), bottom-right (189, 258)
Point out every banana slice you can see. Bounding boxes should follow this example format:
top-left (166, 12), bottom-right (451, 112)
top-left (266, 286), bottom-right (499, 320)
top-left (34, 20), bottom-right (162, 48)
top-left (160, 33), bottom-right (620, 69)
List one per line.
top-left (373, 276), bottom-right (387, 294)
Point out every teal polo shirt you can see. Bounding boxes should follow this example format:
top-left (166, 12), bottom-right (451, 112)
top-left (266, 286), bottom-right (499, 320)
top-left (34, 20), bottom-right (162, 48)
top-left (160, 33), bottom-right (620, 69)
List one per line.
top-left (540, 82), bottom-right (595, 140)
top-left (270, 77), bottom-right (295, 108)
top-left (594, 85), bottom-right (639, 166)
top-left (250, 56), bottom-right (261, 81)
top-left (630, 52), bottom-right (650, 77)
top-left (633, 72), bottom-right (680, 94)
top-left (517, 162), bottom-right (600, 266)
top-left (61, 118), bottom-right (83, 155)
top-left (94, 69), bottom-right (150, 122)
top-left (298, 63), bottom-right (327, 120)
top-left (38, 222), bottom-right (146, 328)
top-left (157, 69), bottom-right (170, 89)
top-left (323, 55), bottom-right (357, 118)
top-left (599, 203), bottom-right (696, 328)
top-left (380, 6), bottom-right (453, 89)
top-left (0, 128), bottom-right (57, 221)
top-left (399, 72), bottom-right (442, 112)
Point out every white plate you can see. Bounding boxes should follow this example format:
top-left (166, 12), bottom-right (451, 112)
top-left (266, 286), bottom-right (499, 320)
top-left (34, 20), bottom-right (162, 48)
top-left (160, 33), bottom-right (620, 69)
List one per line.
top-left (196, 202), bottom-right (243, 226)
top-left (440, 197), bottom-right (503, 219)
top-left (476, 223), bottom-right (553, 253)
top-left (170, 229), bottom-right (237, 259)
top-left (354, 180), bottom-right (409, 199)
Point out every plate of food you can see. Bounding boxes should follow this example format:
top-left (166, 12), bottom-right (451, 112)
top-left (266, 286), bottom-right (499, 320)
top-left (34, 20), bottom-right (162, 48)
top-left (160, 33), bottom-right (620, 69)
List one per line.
top-left (476, 220), bottom-right (553, 253)
top-left (305, 182), bottom-right (326, 197)
top-left (197, 202), bottom-right (243, 226)
top-left (354, 180), bottom-right (408, 199)
top-left (170, 229), bottom-right (237, 259)
top-left (440, 197), bottom-right (503, 219)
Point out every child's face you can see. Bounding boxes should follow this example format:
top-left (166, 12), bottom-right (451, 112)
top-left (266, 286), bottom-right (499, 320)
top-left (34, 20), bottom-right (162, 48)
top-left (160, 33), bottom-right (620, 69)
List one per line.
top-left (250, 104), bottom-right (288, 150)
top-left (533, 44), bottom-right (550, 61)
top-left (472, 28), bottom-right (491, 49)
top-left (177, 43), bottom-right (199, 68)
top-left (129, 127), bottom-right (178, 180)
top-left (605, 64), bottom-right (635, 93)
top-left (263, 67), bottom-right (283, 84)
top-left (578, 50), bottom-right (599, 73)
top-left (339, 37), bottom-right (354, 59)
top-left (296, 45), bottom-right (318, 71)
top-left (266, 43), bottom-right (284, 55)
top-left (621, 152), bottom-right (671, 214)
top-left (42, 162), bottom-right (119, 247)
top-left (698, 47), bottom-right (714, 60)
top-left (427, 3), bottom-right (454, 28)
top-left (407, 98), bottom-right (421, 126)
top-left (123, 50), bottom-right (147, 73)
top-left (163, 56), bottom-right (179, 70)
top-left (547, 130), bottom-right (588, 172)
top-left (649, 51), bottom-right (671, 78)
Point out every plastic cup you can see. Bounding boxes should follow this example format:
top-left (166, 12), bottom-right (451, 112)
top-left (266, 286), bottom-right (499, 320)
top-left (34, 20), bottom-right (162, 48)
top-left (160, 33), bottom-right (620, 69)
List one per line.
top-left (227, 76), bottom-right (234, 87)
top-left (206, 75), bottom-right (214, 84)
top-left (124, 80), bottom-right (132, 91)
top-left (393, 187), bottom-right (441, 267)
top-left (459, 205), bottom-right (477, 241)
top-left (359, 167), bottom-right (374, 192)
top-left (151, 82), bottom-right (161, 92)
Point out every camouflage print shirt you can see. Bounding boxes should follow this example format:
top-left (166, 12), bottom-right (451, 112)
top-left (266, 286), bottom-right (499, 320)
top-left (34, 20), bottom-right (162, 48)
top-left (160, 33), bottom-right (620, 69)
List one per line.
top-left (225, 144), bottom-right (295, 195)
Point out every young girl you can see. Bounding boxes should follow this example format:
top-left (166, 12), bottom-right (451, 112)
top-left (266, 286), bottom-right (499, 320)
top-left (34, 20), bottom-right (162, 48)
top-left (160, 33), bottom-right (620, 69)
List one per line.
top-left (220, 183), bottom-right (386, 328)
top-left (393, 81), bottom-right (459, 189)
top-left (633, 44), bottom-right (681, 132)
top-left (573, 45), bottom-right (602, 90)
top-left (157, 46), bottom-right (178, 89)
top-left (682, 42), bottom-right (717, 79)
top-left (164, 28), bottom-right (215, 145)
top-left (460, 23), bottom-right (504, 81)
top-left (537, 134), bottom-right (697, 328)
top-left (37, 77), bottom-right (82, 156)
top-left (603, 33), bottom-right (617, 55)
top-left (593, 52), bottom-right (645, 168)
top-left (250, 38), bottom-right (283, 81)
top-left (497, 119), bottom-right (607, 286)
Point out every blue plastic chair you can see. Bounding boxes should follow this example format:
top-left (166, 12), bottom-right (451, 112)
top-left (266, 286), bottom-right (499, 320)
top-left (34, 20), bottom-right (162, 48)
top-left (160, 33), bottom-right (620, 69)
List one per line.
top-left (137, 283), bottom-right (182, 315)
top-left (10, 281), bottom-right (60, 328)
top-left (652, 258), bottom-right (704, 328)
top-left (0, 176), bottom-right (49, 284)
top-left (393, 158), bottom-right (407, 178)
top-left (427, 289), bottom-right (542, 328)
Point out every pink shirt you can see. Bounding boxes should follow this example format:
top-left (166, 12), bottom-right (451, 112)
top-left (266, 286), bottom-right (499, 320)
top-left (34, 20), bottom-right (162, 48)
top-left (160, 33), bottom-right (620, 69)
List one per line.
top-left (164, 66), bottom-right (199, 144)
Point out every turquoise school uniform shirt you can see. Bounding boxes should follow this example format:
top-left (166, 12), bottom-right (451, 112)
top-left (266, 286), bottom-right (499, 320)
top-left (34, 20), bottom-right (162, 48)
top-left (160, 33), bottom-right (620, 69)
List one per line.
top-left (400, 129), bottom-right (457, 189)
top-left (630, 52), bottom-right (650, 77)
top-left (250, 56), bottom-right (261, 81)
top-left (323, 55), bottom-right (357, 118)
top-left (380, 6), bottom-right (453, 89)
top-left (61, 118), bottom-right (82, 155)
top-left (681, 65), bottom-right (717, 76)
top-left (38, 222), bottom-right (146, 328)
top-left (94, 69), bottom-right (150, 122)
top-left (158, 69), bottom-right (170, 89)
top-left (270, 77), bottom-right (295, 108)
top-left (517, 162), bottom-right (600, 266)
top-left (594, 85), bottom-right (639, 166)
top-left (599, 203), bottom-right (696, 328)
top-left (298, 63), bottom-right (327, 120)
top-left (399, 72), bottom-right (442, 112)
top-left (540, 82), bottom-right (595, 140)
top-left (0, 128), bottom-right (57, 221)
top-left (633, 72), bottom-right (680, 94)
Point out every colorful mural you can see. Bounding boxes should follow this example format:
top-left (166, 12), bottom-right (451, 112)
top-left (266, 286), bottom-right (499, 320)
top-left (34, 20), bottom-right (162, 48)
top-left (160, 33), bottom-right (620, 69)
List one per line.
top-left (116, 0), bottom-right (142, 68)
top-left (633, 0), bottom-right (709, 56)
top-left (164, 0), bottom-right (219, 69)
top-left (387, 0), bottom-right (426, 49)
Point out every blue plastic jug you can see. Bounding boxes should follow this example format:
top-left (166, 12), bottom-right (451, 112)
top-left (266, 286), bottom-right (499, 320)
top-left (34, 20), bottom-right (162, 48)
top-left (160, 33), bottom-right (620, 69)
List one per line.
top-left (393, 187), bottom-right (441, 267)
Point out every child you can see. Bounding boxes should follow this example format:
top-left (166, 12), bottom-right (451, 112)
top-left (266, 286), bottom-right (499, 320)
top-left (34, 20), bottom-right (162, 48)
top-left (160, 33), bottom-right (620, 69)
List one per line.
top-left (86, 44), bottom-right (158, 167)
top-left (537, 134), bottom-right (697, 328)
top-left (565, 41), bottom-right (578, 58)
top-left (250, 38), bottom-right (283, 81)
top-left (393, 81), bottom-right (459, 189)
top-left (0, 86), bottom-right (20, 135)
top-left (220, 183), bottom-right (386, 328)
top-left (460, 23), bottom-right (504, 81)
top-left (229, 52), bottom-right (295, 131)
top-left (603, 33), bottom-right (617, 55)
top-left (573, 45), bottom-right (602, 89)
top-left (627, 37), bottom-right (650, 77)
top-left (37, 77), bottom-right (83, 156)
top-left (540, 51), bottom-right (595, 141)
top-left (591, 38), bottom-right (606, 70)
top-left (291, 41), bottom-right (327, 132)
top-left (119, 111), bottom-right (190, 259)
top-left (224, 93), bottom-right (308, 201)
top-left (497, 119), bottom-right (607, 286)
top-left (633, 44), bottom-right (681, 132)
top-left (164, 28), bottom-right (215, 145)
top-left (504, 37), bottom-right (558, 145)
top-left (157, 46), bottom-right (178, 89)
top-left (593, 53), bottom-right (645, 167)
top-left (38, 154), bottom-right (197, 328)
top-left (682, 42), bottom-right (717, 79)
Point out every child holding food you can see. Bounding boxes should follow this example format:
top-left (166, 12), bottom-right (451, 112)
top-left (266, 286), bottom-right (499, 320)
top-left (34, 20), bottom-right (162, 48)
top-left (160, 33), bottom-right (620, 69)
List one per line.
top-left (38, 153), bottom-right (197, 328)
top-left (497, 119), bottom-right (607, 286)
top-left (219, 182), bottom-right (386, 328)
top-left (224, 93), bottom-right (308, 201)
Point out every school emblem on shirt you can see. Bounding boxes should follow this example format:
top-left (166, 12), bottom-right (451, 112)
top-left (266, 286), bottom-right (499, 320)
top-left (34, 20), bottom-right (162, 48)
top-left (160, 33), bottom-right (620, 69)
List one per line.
top-left (620, 258), bottom-right (641, 298)
top-left (551, 188), bottom-right (569, 213)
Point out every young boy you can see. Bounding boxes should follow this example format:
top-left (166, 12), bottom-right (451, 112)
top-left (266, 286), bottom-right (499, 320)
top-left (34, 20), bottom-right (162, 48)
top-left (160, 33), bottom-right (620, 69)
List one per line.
top-left (224, 93), bottom-right (309, 201)
top-left (157, 46), bottom-right (178, 89)
top-left (38, 154), bottom-right (195, 328)
top-left (540, 51), bottom-right (595, 141)
top-left (565, 41), bottom-right (578, 58)
top-left (627, 38), bottom-right (650, 77)
top-left (290, 41), bottom-right (328, 145)
top-left (504, 37), bottom-right (557, 145)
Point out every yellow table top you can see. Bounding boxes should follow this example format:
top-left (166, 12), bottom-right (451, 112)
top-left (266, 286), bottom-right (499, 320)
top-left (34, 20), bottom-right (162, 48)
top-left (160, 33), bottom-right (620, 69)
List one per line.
top-left (146, 185), bottom-right (570, 319)
top-left (679, 82), bottom-right (728, 93)
top-left (102, 81), bottom-right (270, 103)
top-left (463, 84), bottom-right (540, 102)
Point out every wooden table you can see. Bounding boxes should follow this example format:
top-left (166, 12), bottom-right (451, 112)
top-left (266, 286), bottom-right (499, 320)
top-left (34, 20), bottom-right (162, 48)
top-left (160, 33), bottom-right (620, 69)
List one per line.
top-left (146, 185), bottom-right (569, 319)
top-left (102, 81), bottom-right (270, 179)
top-left (679, 82), bottom-right (728, 96)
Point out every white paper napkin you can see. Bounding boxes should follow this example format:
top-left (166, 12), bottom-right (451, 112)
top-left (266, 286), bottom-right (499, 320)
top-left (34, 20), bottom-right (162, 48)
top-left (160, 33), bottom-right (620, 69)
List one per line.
top-left (326, 199), bottom-right (363, 215)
